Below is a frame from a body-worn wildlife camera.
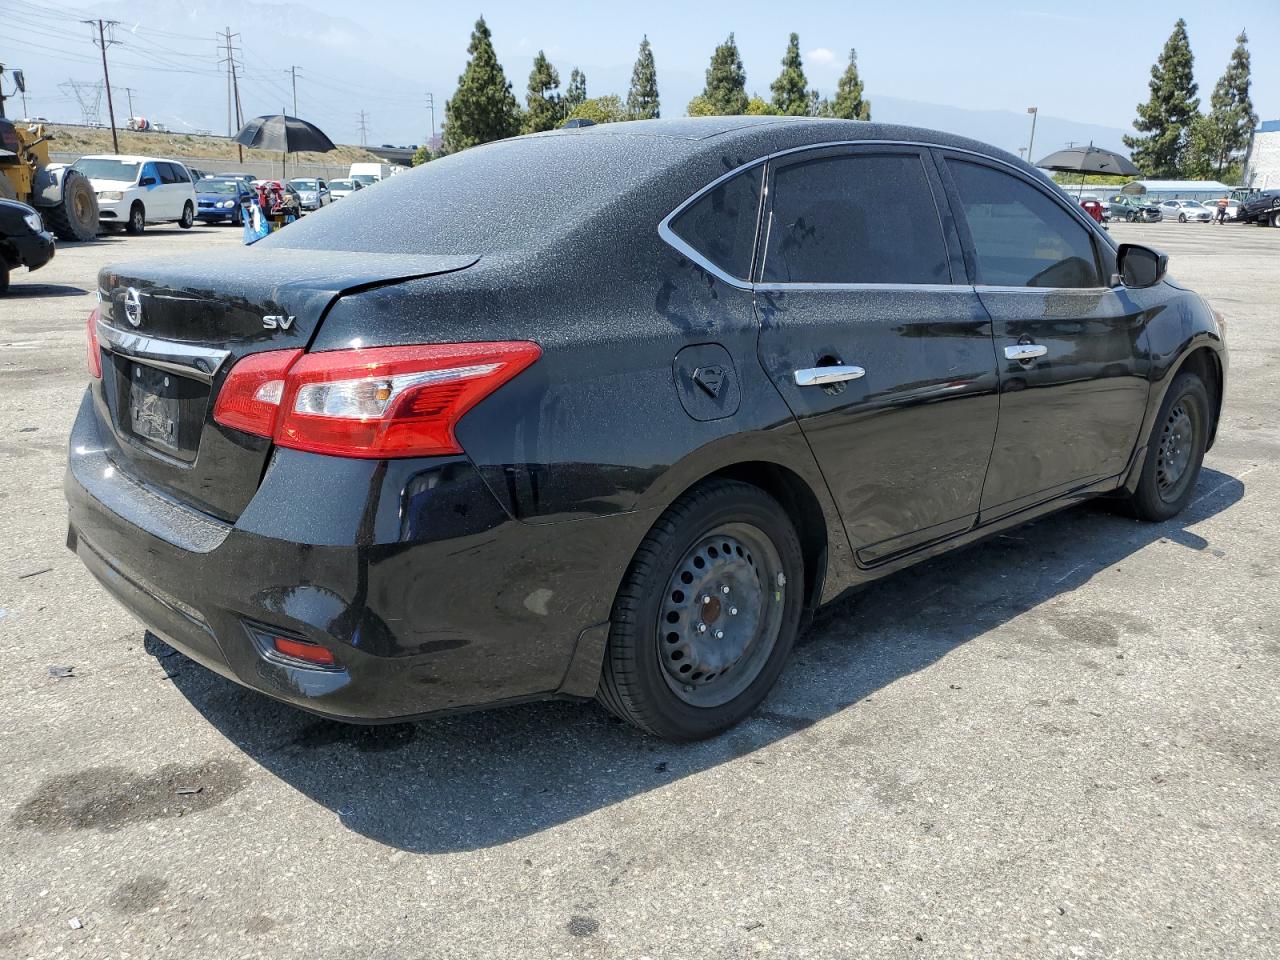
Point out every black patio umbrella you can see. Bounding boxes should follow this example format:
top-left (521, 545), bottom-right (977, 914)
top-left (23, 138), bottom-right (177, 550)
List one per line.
top-left (233, 114), bottom-right (336, 179)
top-left (1036, 144), bottom-right (1140, 196)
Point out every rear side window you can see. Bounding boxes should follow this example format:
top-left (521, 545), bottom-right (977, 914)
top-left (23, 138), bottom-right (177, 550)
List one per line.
top-left (949, 161), bottom-right (1100, 289)
top-left (668, 166), bottom-right (763, 281)
top-left (762, 153), bottom-right (951, 285)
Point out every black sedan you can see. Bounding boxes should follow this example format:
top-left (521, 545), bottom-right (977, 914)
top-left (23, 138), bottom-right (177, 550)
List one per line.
top-left (66, 118), bottom-right (1227, 740)
top-left (0, 198), bottom-right (55, 294)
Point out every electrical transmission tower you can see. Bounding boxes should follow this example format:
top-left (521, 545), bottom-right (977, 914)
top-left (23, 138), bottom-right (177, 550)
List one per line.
top-left (356, 110), bottom-right (369, 147)
top-left (59, 79), bottom-right (104, 126)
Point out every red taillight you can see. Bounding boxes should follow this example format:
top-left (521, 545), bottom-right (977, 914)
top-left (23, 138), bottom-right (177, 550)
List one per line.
top-left (86, 308), bottom-right (102, 378)
top-left (213, 341), bottom-right (541, 459)
top-left (272, 636), bottom-right (336, 666)
top-left (212, 348), bottom-right (302, 436)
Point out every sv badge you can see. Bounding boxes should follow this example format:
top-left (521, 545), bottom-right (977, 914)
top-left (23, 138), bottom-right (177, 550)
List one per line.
top-left (262, 315), bottom-right (296, 331)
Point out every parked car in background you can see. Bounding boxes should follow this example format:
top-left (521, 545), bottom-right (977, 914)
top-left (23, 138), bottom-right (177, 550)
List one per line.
top-left (1108, 195), bottom-right (1162, 222)
top-left (327, 178), bottom-right (362, 200)
top-left (71, 155), bottom-right (197, 233)
top-left (287, 178), bottom-right (331, 211)
top-left (214, 172), bottom-right (255, 185)
top-left (68, 117), bottom-right (1227, 741)
top-left (1236, 189), bottom-right (1280, 227)
top-left (187, 167), bottom-right (211, 181)
top-left (195, 177), bottom-right (254, 226)
top-left (1159, 199), bottom-right (1213, 223)
top-left (0, 197), bottom-right (56, 294)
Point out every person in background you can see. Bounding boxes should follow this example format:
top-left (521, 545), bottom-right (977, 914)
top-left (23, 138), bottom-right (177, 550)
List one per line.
top-left (1215, 196), bottom-right (1229, 224)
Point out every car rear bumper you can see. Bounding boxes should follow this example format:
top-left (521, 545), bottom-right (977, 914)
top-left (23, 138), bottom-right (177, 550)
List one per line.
top-left (65, 391), bottom-right (645, 722)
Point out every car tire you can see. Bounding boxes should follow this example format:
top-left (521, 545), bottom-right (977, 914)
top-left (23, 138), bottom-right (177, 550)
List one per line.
top-left (178, 202), bottom-right (194, 229)
top-left (0, 260), bottom-right (9, 295)
top-left (1178, 213), bottom-right (1187, 223)
top-left (598, 479), bottom-right (805, 741)
top-left (1127, 372), bottom-right (1210, 522)
top-left (1271, 211), bottom-right (1280, 228)
top-left (232, 207), bottom-right (243, 227)
top-left (125, 202), bottom-right (145, 235)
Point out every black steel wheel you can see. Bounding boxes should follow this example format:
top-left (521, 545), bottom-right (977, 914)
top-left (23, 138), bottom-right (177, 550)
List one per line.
top-left (1127, 372), bottom-right (1210, 521)
top-left (598, 479), bottom-right (804, 740)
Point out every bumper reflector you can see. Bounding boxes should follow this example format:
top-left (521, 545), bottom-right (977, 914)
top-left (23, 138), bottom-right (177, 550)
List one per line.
top-left (272, 635), bottom-right (337, 666)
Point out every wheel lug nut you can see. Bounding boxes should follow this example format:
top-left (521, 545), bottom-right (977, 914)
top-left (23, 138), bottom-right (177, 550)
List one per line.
top-left (696, 621), bottom-right (707, 633)
top-left (700, 594), bottom-right (711, 604)
top-left (721, 585), bottom-right (730, 595)
top-left (715, 630), bottom-right (724, 639)
top-left (729, 606), bottom-right (738, 616)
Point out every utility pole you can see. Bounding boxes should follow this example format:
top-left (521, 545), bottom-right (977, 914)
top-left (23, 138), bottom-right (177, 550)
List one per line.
top-left (84, 19), bottom-right (120, 152)
top-left (356, 110), bottom-right (368, 147)
top-left (218, 28), bottom-right (244, 159)
top-left (286, 65), bottom-right (300, 115)
top-left (425, 92), bottom-right (436, 150)
top-left (1025, 106), bottom-right (1038, 163)
top-left (122, 86), bottom-right (136, 118)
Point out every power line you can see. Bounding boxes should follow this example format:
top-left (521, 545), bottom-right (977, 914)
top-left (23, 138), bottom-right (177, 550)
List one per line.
top-left (83, 19), bottom-right (121, 152)
top-left (286, 65), bottom-right (300, 116)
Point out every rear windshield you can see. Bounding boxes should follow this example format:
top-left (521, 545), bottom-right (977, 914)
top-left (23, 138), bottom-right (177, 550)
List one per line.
top-left (269, 135), bottom-right (684, 256)
top-left (72, 158), bottom-right (140, 182)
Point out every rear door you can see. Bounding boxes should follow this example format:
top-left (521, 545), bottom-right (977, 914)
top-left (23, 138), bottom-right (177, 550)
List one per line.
top-left (939, 154), bottom-right (1149, 519)
top-left (155, 163), bottom-right (182, 218)
top-left (755, 145), bottom-right (1001, 566)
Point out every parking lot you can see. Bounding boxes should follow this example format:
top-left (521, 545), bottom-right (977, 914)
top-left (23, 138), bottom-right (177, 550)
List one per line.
top-left (1, 220), bottom-right (1278, 958)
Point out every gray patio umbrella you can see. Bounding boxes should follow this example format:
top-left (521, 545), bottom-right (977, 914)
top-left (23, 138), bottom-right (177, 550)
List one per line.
top-left (1036, 144), bottom-right (1140, 196)
top-left (233, 114), bottom-right (336, 179)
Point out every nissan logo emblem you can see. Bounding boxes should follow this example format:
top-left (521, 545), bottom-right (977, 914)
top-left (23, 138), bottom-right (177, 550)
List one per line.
top-left (123, 287), bottom-right (143, 327)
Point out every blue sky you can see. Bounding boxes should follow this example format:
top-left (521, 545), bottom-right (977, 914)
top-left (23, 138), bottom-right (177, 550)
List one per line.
top-left (11, 0), bottom-right (1279, 150)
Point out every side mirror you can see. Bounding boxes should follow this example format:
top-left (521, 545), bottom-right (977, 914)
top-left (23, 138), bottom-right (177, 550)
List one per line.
top-left (1117, 243), bottom-right (1168, 288)
top-left (139, 176), bottom-right (157, 187)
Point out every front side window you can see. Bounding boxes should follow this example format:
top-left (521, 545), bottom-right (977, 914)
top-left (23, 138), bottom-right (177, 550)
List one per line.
top-left (949, 160), bottom-right (1100, 289)
top-left (761, 153), bottom-right (951, 285)
top-left (668, 166), bottom-right (763, 281)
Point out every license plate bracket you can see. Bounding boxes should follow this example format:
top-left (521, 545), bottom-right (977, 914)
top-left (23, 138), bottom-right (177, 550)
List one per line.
top-left (128, 363), bottom-right (183, 454)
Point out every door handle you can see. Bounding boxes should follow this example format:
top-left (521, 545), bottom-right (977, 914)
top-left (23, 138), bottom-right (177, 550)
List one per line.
top-left (1004, 343), bottom-right (1048, 362)
top-left (794, 364), bottom-right (866, 387)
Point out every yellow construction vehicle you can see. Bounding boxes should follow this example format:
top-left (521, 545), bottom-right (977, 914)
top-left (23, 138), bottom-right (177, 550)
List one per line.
top-left (0, 67), bottom-right (99, 241)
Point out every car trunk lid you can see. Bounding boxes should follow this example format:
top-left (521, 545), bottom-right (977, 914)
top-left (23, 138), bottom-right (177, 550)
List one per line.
top-left (92, 249), bottom-right (477, 521)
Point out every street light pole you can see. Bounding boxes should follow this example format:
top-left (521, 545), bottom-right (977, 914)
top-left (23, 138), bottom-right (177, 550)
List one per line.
top-left (1026, 106), bottom-right (1039, 163)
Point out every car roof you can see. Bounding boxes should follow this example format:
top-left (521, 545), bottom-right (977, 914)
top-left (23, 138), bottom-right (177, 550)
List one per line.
top-left (77, 154), bottom-right (183, 163)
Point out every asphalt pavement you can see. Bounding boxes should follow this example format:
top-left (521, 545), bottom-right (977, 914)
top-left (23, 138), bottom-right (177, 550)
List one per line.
top-left (0, 219), bottom-right (1277, 959)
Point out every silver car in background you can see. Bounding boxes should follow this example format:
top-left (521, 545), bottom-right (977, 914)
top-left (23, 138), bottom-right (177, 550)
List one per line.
top-left (1159, 199), bottom-right (1213, 223)
top-left (286, 178), bottom-right (331, 211)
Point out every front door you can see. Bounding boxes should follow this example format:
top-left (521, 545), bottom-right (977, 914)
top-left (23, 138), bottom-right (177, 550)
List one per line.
top-left (755, 146), bottom-right (1001, 566)
top-left (939, 154), bottom-right (1150, 519)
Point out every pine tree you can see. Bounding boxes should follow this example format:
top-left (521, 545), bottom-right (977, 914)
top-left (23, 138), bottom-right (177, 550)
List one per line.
top-left (1123, 18), bottom-right (1200, 177)
top-left (770, 33), bottom-right (811, 116)
top-left (830, 48), bottom-right (870, 120)
top-left (701, 34), bottom-right (749, 115)
top-left (1202, 30), bottom-right (1257, 178)
top-left (565, 68), bottom-right (588, 112)
top-left (524, 50), bottom-right (562, 134)
top-left (442, 16), bottom-right (522, 152)
top-left (627, 35), bottom-right (660, 119)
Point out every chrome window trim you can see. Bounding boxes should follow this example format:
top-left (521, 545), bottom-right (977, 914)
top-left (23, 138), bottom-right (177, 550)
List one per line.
top-left (755, 282), bottom-right (975, 294)
top-left (96, 318), bottom-right (230, 383)
top-left (657, 137), bottom-right (1099, 293)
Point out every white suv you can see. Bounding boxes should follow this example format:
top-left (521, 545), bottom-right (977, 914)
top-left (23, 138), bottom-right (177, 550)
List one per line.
top-left (70, 155), bottom-right (198, 234)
